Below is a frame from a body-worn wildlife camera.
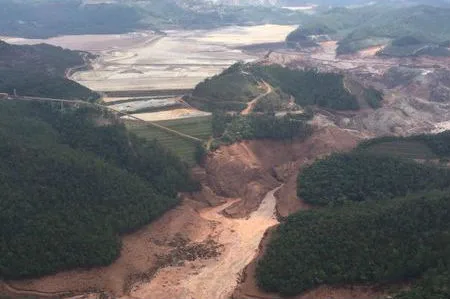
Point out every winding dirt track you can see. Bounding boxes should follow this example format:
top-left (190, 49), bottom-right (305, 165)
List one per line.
top-left (241, 81), bottom-right (273, 115)
top-left (130, 187), bottom-right (281, 299)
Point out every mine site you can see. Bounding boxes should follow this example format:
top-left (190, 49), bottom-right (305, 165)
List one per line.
top-left (1, 1), bottom-right (450, 299)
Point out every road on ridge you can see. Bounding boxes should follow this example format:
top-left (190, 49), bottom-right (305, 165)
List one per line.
top-left (241, 81), bottom-right (273, 115)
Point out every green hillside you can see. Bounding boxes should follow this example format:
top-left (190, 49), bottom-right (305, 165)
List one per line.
top-left (190, 62), bottom-right (262, 112)
top-left (287, 5), bottom-right (450, 56)
top-left (190, 63), bottom-right (364, 112)
top-left (0, 100), bottom-right (198, 279)
top-left (358, 131), bottom-right (450, 159)
top-left (257, 131), bottom-right (450, 298)
top-left (215, 113), bottom-right (312, 146)
top-left (251, 65), bottom-right (360, 110)
top-left (257, 190), bottom-right (450, 297)
top-left (0, 41), bottom-right (98, 100)
top-left (125, 116), bottom-right (212, 165)
top-left (298, 153), bottom-right (450, 205)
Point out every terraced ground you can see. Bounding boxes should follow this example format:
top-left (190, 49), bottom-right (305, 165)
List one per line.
top-left (360, 140), bottom-right (437, 160)
top-left (155, 116), bottom-right (213, 141)
top-left (125, 116), bottom-right (212, 165)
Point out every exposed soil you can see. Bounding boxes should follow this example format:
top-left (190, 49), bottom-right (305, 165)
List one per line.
top-left (264, 41), bottom-right (450, 137)
top-left (4, 124), bottom-right (360, 299)
top-left (130, 188), bottom-right (280, 299)
top-left (6, 32), bottom-right (448, 299)
top-left (5, 200), bottom-right (213, 297)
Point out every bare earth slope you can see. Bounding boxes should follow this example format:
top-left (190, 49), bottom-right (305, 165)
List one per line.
top-left (4, 124), bottom-right (360, 299)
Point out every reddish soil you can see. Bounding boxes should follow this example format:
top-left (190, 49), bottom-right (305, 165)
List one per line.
top-left (233, 127), bottom-right (369, 299)
top-left (4, 125), bottom-right (361, 299)
top-left (5, 200), bottom-right (213, 297)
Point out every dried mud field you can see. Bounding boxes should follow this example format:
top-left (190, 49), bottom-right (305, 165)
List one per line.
top-left (2, 25), bottom-right (295, 92)
top-left (70, 25), bottom-right (295, 91)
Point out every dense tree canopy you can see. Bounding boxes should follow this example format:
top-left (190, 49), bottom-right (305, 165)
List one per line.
top-left (250, 65), bottom-right (360, 110)
top-left (358, 131), bottom-right (450, 159)
top-left (298, 153), bottom-right (450, 205)
top-left (190, 63), bottom-right (261, 112)
top-left (0, 41), bottom-right (98, 100)
top-left (210, 111), bottom-right (312, 148)
top-left (191, 63), bottom-right (362, 112)
top-left (256, 191), bottom-right (450, 296)
top-left (220, 113), bottom-right (312, 144)
top-left (258, 134), bottom-right (450, 297)
top-left (0, 100), bottom-right (198, 279)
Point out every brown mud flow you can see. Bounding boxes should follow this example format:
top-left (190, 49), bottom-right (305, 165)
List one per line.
top-left (5, 125), bottom-right (360, 299)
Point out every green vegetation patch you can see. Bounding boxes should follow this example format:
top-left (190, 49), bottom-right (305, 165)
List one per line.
top-left (218, 113), bottom-right (312, 145)
top-left (358, 131), bottom-right (450, 159)
top-left (287, 5), bottom-right (450, 56)
top-left (258, 130), bottom-right (450, 297)
top-left (155, 116), bottom-right (212, 141)
top-left (190, 63), bottom-right (261, 112)
top-left (191, 63), bottom-right (369, 113)
top-left (125, 117), bottom-right (210, 166)
top-left (253, 88), bottom-right (293, 113)
top-left (379, 37), bottom-right (450, 57)
top-left (0, 41), bottom-right (98, 100)
top-left (363, 87), bottom-right (384, 109)
top-left (360, 140), bottom-right (437, 160)
top-left (251, 65), bottom-right (360, 110)
top-left (298, 153), bottom-right (450, 205)
top-left (344, 77), bottom-right (384, 109)
top-left (210, 111), bottom-right (313, 149)
top-left (256, 190), bottom-right (450, 296)
top-left (0, 100), bottom-right (198, 279)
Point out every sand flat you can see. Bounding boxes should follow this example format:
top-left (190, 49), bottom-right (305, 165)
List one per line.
top-left (2, 25), bottom-right (295, 92)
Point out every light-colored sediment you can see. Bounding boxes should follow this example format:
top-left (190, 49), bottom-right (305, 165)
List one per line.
top-left (130, 188), bottom-right (280, 299)
top-left (126, 108), bottom-right (212, 121)
top-left (4, 126), bottom-right (361, 299)
top-left (70, 25), bottom-right (293, 91)
top-left (2, 25), bottom-right (295, 92)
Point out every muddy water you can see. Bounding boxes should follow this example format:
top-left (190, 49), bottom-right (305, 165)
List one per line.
top-left (130, 187), bottom-right (281, 299)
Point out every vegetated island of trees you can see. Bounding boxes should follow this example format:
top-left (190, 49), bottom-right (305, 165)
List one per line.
top-left (298, 153), bottom-right (450, 206)
top-left (190, 62), bottom-right (361, 112)
top-left (358, 131), bottom-right (450, 159)
top-left (286, 4), bottom-right (450, 56)
top-left (256, 131), bottom-right (450, 298)
top-left (190, 63), bottom-right (261, 112)
top-left (211, 112), bottom-right (312, 148)
top-left (0, 100), bottom-right (199, 280)
top-left (0, 40), bottom-right (98, 101)
top-left (251, 65), bottom-right (360, 110)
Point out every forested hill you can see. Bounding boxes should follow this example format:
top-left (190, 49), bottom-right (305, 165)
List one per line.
top-left (0, 100), bottom-right (199, 279)
top-left (0, 41), bottom-right (98, 100)
top-left (287, 5), bottom-right (450, 56)
top-left (190, 63), bottom-right (364, 112)
top-left (256, 131), bottom-right (450, 298)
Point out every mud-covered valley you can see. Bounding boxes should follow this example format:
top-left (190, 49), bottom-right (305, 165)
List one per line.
top-left (2, 25), bottom-right (450, 299)
top-left (1, 125), bottom-right (361, 299)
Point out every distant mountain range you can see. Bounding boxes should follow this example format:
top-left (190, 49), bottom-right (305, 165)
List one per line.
top-left (1, 0), bottom-right (449, 39)
top-left (198, 0), bottom-right (450, 6)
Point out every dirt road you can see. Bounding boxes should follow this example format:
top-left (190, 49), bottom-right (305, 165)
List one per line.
top-left (241, 81), bottom-right (272, 115)
top-left (130, 187), bottom-right (280, 299)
